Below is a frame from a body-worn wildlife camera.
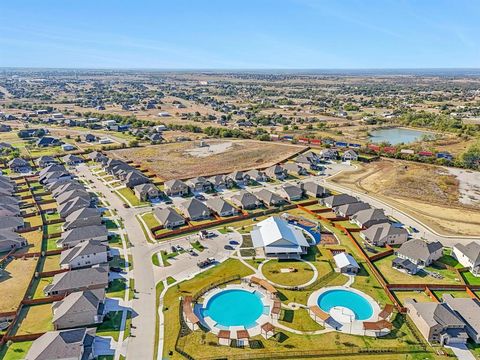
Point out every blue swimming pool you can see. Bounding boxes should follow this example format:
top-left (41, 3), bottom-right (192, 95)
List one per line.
top-left (317, 289), bottom-right (373, 320)
top-left (202, 289), bottom-right (264, 327)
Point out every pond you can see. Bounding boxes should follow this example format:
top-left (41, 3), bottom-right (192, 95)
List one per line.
top-left (369, 127), bottom-right (435, 145)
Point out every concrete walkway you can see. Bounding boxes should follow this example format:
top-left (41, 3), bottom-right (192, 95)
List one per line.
top-left (446, 344), bottom-right (476, 360)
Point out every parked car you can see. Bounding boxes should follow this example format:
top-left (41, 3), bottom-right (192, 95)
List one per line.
top-left (194, 194), bottom-right (206, 201)
top-left (110, 266), bottom-right (122, 273)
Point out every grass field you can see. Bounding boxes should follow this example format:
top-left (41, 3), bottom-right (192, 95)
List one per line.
top-left (0, 340), bottom-right (33, 360)
top-left (96, 311), bottom-right (123, 341)
top-left (42, 254), bottom-right (60, 272)
top-left (30, 276), bottom-right (54, 300)
top-left (141, 212), bottom-right (161, 229)
top-left (0, 258), bottom-right (38, 312)
top-left (15, 304), bottom-right (54, 335)
top-left (116, 187), bottom-right (148, 207)
top-left (110, 139), bottom-right (305, 180)
top-left (262, 259), bottom-right (315, 286)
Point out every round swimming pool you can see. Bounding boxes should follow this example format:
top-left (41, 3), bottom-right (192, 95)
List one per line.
top-left (317, 289), bottom-right (373, 320)
top-left (202, 289), bottom-right (264, 327)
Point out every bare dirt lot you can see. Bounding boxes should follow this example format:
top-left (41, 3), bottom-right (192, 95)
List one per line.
top-left (109, 139), bottom-right (306, 180)
top-left (330, 159), bottom-right (480, 236)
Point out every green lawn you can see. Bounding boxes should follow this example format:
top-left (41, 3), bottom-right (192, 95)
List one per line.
top-left (462, 271), bottom-right (480, 285)
top-left (0, 341), bottom-right (33, 360)
top-left (46, 223), bottom-right (63, 235)
top-left (96, 311), bottom-right (123, 341)
top-left (152, 253), bottom-right (161, 267)
top-left (31, 276), bottom-right (53, 299)
top-left (107, 279), bottom-right (127, 299)
top-left (190, 240), bottom-right (204, 252)
top-left (262, 259), bottom-right (315, 286)
top-left (116, 187), bottom-right (148, 207)
top-left (15, 304), bottom-right (54, 335)
top-left (393, 291), bottom-right (434, 306)
top-left (141, 212), bottom-right (161, 229)
top-left (278, 307), bottom-right (324, 332)
top-left (104, 219), bottom-right (119, 230)
top-left (46, 237), bottom-right (60, 251)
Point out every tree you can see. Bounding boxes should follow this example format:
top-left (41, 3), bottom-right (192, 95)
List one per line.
top-left (462, 142), bottom-right (480, 169)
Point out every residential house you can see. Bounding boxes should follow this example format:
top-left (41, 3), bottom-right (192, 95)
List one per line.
top-left (360, 223), bottom-right (409, 247)
top-left (405, 300), bottom-right (468, 346)
top-left (125, 171), bottom-right (150, 188)
top-left (282, 163), bottom-right (308, 176)
top-left (230, 190), bottom-right (262, 210)
top-left (342, 149), bottom-right (358, 161)
top-left (444, 294), bottom-right (480, 344)
top-left (244, 169), bottom-right (268, 183)
top-left (319, 148), bottom-right (338, 161)
top-left (206, 198), bottom-right (238, 217)
top-left (56, 189), bottom-right (91, 207)
top-left (207, 174), bottom-right (235, 189)
top-left (60, 240), bottom-right (108, 269)
top-left (58, 225), bottom-right (108, 248)
top-left (62, 144), bottom-right (76, 151)
top-left (87, 151), bottom-right (106, 162)
top-left (44, 265), bottom-right (109, 296)
top-left (185, 177), bottom-right (213, 193)
top-left (333, 252), bottom-right (360, 274)
top-left (350, 208), bottom-right (389, 228)
top-left (178, 198), bottom-right (211, 221)
top-left (334, 202), bottom-right (370, 217)
top-left (36, 136), bottom-right (60, 147)
top-left (0, 229), bottom-right (28, 252)
top-left (154, 207), bottom-right (185, 229)
top-left (164, 179), bottom-right (189, 196)
top-left (322, 194), bottom-right (358, 208)
top-left (0, 216), bottom-right (24, 231)
top-left (84, 134), bottom-right (97, 142)
top-left (254, 189), bottom-right (286, 207)
top-left (58, 198), bottom-right (90, 218)
top-left (302, 182), bottom-right (327, 198)
top-left (251, 216), bottom-right (310, 259)
top-left (52, 290), bottom-right (105, 330)
top-left (8, 158), bottom-right (30, 172)
top-left (63, 208), bottom-right (102, 231)
top-left (392, 257), bottom-right (418, 275)
top-left (133, 183), bottom-right (160, 201)
top-left (264, 165), bottom-right (287, 180)
top-left (452, 242), bottom-right (480, 277)
top-left (279, 184), bottom-right (303, 201)
top-left (36, 156), bottom-right (58, 168)
top-left (395, 239), bottom-right (443, 267)
top-left (25, 328), bottom-right (96, 360)
top-left (62, 154), bottom-right (83, 165)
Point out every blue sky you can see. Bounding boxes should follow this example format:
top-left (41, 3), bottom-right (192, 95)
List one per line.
top-left (0, 0), bottom-right (479, 69)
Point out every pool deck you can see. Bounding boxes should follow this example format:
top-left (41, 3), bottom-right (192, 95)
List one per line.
top-left (199, 284), bottom-right (275, 338)
top-left (307, 284), bottom-right (384, 337)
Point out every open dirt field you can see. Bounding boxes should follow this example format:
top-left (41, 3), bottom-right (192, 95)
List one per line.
top-left (109, 139), bottom-right (306, 180)
top-left (0, 257), bottom-right (38, 312)
top-left (330, 159), bottom-right (480, 236)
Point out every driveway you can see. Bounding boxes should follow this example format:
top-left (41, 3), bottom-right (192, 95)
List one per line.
top-left (446, 344), bottom-right (475, 360)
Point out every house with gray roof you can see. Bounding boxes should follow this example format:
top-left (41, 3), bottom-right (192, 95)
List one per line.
top-left (56, 189), bottom-right (91, 206)
top-left (254, 189), bottom-right (287, 207)
top-left (322, 194), bottom-right (358, 208)
top-left (0, 229), bottom-right (28, 253)
top-left (443, 294), bottom-right (480, 344)
top-left (58, 198), bottom-right (90, 219)
top-left (334, 201), bottom-right (370, 217)
top-left (154, 207), bottom-right (185, 229)
top-left (88, 151), bottom-right (106, 162)
top-left (360, 223), bottom-right (409, 247)
top-left (185, 177), bottom-right (213, 193)
top-left (282, 163), bottom-right (308, 176)
top-left (452, 242), bottom-right (480, 277)
top-left (229, 171), bottom-right (251, 186)
top-left (164, 179), bottom-right (189, 196)
top-left (39, 164), bottom-right (66, 178)
top-left (264, 165), bottom-right (287, 180)
top-left (405, 300), bottom-right (468, 346)
top-left (230, 190), bottom-right (262, 210)
top-left (51, 181), bottom-right (85, 197)
top-left (62, 154), bottom-right (83, 165)
top-left (25, 327), bottom-right (96, 360)
top-left (58, 225), bottom-right (108, 248)
top-left (206, 198), bottom-right (238, 217)
top-left (244, 169), bottom-right (267, 183)
top-left (0, 216), bottom-right (24, 231)
top-left (395, 239), bottom-right (443, 267)
top-left (133, 183), bottom-right (160, 201)
top-left (125, 171), bottom-right (150, 188)
top-left (44, 266), bottom-right (109, 296)
top-left (63, 208), bottom-right (102, 231)
top-left (36, 155), bottom-right (58, 168)
top-left (350, 208), bottom-right (389, 228)
top-left (279, 184), bottom-right (303, 201)
top-left (39, 170), bottom-right (72, 185)
top-left (178, 198), bottom-right (211, 220)
top-left (8, 157), bottom-right (30, 172)
top-left (0, 203), bottom-right (20, 217)
top-left (319, 148), bottom-right (338, 160)
top-left (60, 240), bottom-right (108, 269)
top-left (207, 174), bottom-right (235, 189)
top-left (52, 290), bottom-right (105, 330)
top-left (302, 182), bottom-right (327, 198)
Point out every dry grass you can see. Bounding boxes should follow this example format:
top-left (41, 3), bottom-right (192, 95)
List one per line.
top-left (329, 159), bottom-right (480, 236)
top-left (0, 257), bottom-right (38, 312)
top-left (109, 139), bottom-right (305, 181)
